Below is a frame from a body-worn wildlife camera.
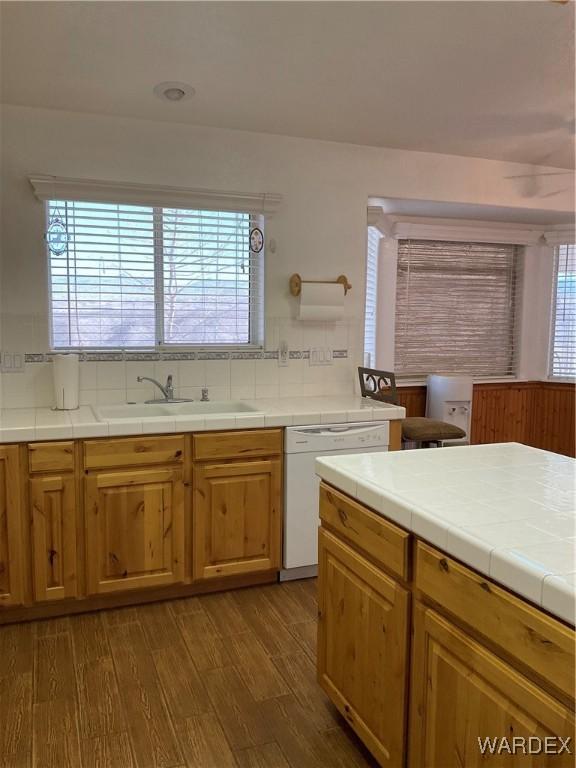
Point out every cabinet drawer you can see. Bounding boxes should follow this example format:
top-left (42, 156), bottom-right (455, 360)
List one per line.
top-left (29, 442), bottom-right (75, 473)
top-left (320, 483), bottom-right (410, 582)
top-left (415, 541), bottom-right (575, 700)
top-left (84, 435), bottom-right (185, 470)
top-left (193, 429), bottom-right (282, 461)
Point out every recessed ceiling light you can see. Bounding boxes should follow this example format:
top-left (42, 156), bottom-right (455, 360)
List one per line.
top-left (153, 81), bottom-right (195, 103)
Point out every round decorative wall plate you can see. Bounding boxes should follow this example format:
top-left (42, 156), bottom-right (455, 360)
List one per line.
top-left (250, 227), bottom-right (264, 253)
top-left (46, 218), bottom-right (69, 255)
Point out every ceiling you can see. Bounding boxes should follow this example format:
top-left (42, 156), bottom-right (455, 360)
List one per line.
top-left (1, 1), bottom-right (574, 168)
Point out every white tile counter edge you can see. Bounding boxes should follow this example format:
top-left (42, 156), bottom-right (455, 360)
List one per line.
top-left (316, 443), bottom-right (576, 626)
top-left (0, 397), bottom-right (405, 443)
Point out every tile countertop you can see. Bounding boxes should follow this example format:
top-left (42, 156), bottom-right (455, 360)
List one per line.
top-left (316, 443), bottom-right (576, 625)
top-left (0, 396), bottom-right (405, 443)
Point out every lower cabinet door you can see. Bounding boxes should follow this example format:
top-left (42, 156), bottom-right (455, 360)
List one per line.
top-left (193, 458), bottom-right (282, 580)
top-left (409, 602), bottom-right (576, 768)
top-left (0, 445), bottom-right (23, 607)
top-left (30, 474), bottom-right (78, 601)
top-left (317, 527), bottom-right (410, 767)
top-left (84, 467), bottom-right (185, 595)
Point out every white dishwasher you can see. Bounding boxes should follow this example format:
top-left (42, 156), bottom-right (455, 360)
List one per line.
top-left (281, 421), bottom-right (390, 581)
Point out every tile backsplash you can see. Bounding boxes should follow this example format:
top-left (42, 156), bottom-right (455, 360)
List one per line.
top-left (0, 319), bottom-right (359, 408)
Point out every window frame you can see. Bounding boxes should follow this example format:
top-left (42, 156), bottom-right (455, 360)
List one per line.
top-left (363, 225), bottom-right (382, 368)
top-left (548, 244), bottom-right (576, 381)
top-left (46, 200), bottom-right (265, 352)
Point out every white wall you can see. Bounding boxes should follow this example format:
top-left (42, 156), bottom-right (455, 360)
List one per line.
top-left (1, 104), bottom-right (572, 407)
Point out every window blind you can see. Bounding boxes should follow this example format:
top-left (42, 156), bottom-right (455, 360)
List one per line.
top-left (363, 226), bottom-right (380, 366)
top-left (395, 239), bottom-right (522, 379)
top-left (549, 244), bottom-right (576, 379)
top-left (47, 200), bottom-right (263, 349)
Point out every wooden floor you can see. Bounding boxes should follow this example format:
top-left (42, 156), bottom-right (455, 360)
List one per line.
top-left (0, 579), bottom-right (378, 768)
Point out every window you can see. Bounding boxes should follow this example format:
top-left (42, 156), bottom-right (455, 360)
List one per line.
top-left (363, 226), bottom-right (380, 366)
top-left (395, 239), bottom-right (522, 379)
top-left (47, 200), bottom-right (264, 349)
top-left (549, 244), bottom-right (576, 379)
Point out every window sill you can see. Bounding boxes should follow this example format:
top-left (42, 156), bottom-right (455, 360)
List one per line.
top-left (396, 377), bottom-right (576, 388)
top-left (547, 376), bottom-right (576, 384)
top-left (395, 377), bottom-right (530, 388)
top-left (50, 345), bottom-right (265, 354)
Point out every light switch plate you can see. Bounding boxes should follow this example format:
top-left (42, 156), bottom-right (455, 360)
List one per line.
top-left (1, 351), bottom-right (25, 373)
top-left (309, 347), bottom-right (333, 366)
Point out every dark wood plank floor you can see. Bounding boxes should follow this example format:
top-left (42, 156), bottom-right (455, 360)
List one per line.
top-left (0, 579), bottom-right (378, 768)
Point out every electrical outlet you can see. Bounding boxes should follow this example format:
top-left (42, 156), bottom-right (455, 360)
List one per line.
top-left (278, 340), bottom-right (289, 367)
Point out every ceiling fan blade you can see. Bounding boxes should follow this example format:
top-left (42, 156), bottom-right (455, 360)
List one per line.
top-left (539, 189), bottom-right (570, 198)
top-left (505, 172), bottom-right (572, 179)
top-left (504, 171), bottom-right (571, 179)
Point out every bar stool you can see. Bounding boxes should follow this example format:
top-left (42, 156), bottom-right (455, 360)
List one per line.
top-left (358, 368), bottom-right (466, 448)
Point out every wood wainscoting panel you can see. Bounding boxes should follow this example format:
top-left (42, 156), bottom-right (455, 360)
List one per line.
top-left (470, 382), bottom-right (538, 446)
top-left (528, 382), bottom-right (575, 457)
top-left (395, 386), bottom-right (427, 419)
top-left (396, 382), bottom-right (575, 457)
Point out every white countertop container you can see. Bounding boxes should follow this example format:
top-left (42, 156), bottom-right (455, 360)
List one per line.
top-left (0, 396), bottom-right (405, 443)
top-left (315, 443), bottom-right (576, 625)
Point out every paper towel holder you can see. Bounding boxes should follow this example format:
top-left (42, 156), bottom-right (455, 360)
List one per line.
top-left (289, 273), bottom-right (352, 297)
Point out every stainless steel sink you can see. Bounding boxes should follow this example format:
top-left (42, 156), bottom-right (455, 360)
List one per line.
top-left (96, 401), bottom-right (260, 421)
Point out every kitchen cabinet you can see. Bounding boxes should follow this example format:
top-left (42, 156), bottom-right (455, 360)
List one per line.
top-left (192, 429), bottom-right (283, 581)
top-left (317, 526), bottom-right (409, 767)
top-left (193, 457), bottom-right (282, 580)
top-left (84, 466), bottom-right (185, 595)
top-left (30, 474), bottom-right (78, 601)
top-left (317, 481), bottom-right (575, 768)
top-left (0, 445), bottom-right (23, 607)
top-left (0, 428), bottom-right (284, 624)
top-left (28, 442), bottom-right (79, 603)
top-left (409, 603), bottom-right (575, 768)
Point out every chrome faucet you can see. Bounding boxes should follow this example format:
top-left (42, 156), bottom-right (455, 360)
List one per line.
top-left (137, 374), bottom-right (174, 401)
top-left (201, 387), bottom-right (210, 402)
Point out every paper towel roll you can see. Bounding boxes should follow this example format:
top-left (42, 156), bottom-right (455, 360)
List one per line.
top-left (52, 353), bottom-right (80, 410)
top-left (298, 282), bottom-right (345, 321)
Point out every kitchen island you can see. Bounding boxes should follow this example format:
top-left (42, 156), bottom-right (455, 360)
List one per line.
top-left (315, 443), bottom-right (575, 767)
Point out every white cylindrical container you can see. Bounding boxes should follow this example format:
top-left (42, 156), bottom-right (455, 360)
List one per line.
top-left (52, 353), bottom-right (80, 410)
top-left (426, 374), bottom-right (473, 444)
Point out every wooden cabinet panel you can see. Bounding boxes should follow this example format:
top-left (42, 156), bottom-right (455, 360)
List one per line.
top-left (85, 467), bottom-right (185, 595)
top-left (388, 419), bottom-right (402, 451)
top-left (30, 475), bottom-right (77, 602)
top-left (29, 441), bottom-right (75, 473)
top-left (415, 541), bottom-right (575, 700)
top-left (318, 527), bottom-right (409, 766)
top-left (409, 603), bottom-right (575, 768)
top-left (0, 446), bottom-right (23, 607)
top-left (84, 435), bottom-right (185, 470)
top-left (193, 429), bottom-right (282, 461)
top-left (320, 482), bottom-right (409, 581)
top-left (193, 459), bottom-right (282, 580)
